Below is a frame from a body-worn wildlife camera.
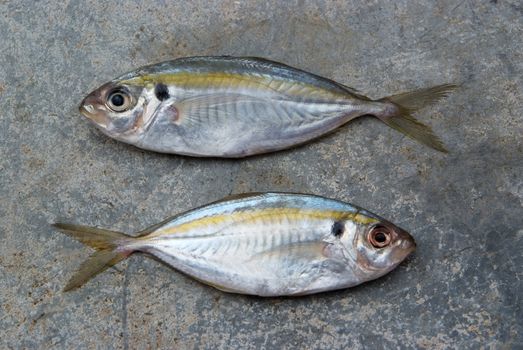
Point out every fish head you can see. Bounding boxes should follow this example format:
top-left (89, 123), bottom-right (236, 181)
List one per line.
top-left (349, 216), bottom-right (416, 279)
top-left (79, 80), bottom-right (149, 142)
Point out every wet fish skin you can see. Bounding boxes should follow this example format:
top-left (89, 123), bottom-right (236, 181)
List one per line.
top-left (54, 193), bottom-right (416, 296)
top-left (79, 56), bottom-right (457, 157)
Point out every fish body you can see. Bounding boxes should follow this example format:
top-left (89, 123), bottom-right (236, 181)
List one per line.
top-left (55, 193), bottom-right (415, 296)
top-left (80, 56), bottom-right (456, 156)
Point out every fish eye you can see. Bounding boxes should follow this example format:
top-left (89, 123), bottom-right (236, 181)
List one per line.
top-left (368, 225), bottom-right (392, 248)
top-left (106, 89), bottom-right (132, 112)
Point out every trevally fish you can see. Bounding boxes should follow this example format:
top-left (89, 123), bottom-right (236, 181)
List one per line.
top-left (54, 192), bottom-right (416, 296)
top-left (79, 56), bottom-right (456, 157)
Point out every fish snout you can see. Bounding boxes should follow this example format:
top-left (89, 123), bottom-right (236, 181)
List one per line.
top-left (395, 227), bottom-right (416, 256)
top-left (79, 83), bottom-right (117, 128)
top-left (79, 97), bottom-right (108, 128)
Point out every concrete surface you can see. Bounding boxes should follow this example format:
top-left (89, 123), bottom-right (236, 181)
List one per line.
top-left (1, 1), bottom-right (522, 349)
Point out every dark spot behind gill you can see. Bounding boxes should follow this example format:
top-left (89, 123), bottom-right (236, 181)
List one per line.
top-left (155, 83), bottom-right (170, 101)
top-left (331, 221), bottom-right (344, 237)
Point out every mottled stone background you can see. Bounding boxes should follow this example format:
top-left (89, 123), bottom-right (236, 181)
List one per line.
top-left (0, 1), bottom-right (521, 349)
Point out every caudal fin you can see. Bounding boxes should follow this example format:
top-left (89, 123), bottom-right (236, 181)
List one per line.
top-left (53, 223), bottom-right (134, 291)
top-left (377, 84), bottom-right (458, 153)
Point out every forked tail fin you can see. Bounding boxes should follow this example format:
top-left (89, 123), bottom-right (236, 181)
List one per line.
top-left (377, 84), bottom-right (458, 153)
top-left (53, 223), bottom-right (135, 291)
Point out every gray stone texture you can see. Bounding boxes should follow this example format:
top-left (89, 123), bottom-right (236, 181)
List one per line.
top-left (0, 1), bottom-right (521, 349)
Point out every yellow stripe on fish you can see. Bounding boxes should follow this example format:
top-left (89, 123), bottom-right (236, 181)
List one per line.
top-left (147, 208), bottom-right (379, 238)
top-left (122, 72), bottom-right (347, 99)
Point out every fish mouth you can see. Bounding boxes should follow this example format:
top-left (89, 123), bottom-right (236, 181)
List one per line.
top-left (403, 236), bottom-right (416, 255)
top-left (392, 227), bottom-right (416, 261)
top-left (79, 94), bottom-right (108, 128)
top-left (79, 103), bottom-right (94, 117)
